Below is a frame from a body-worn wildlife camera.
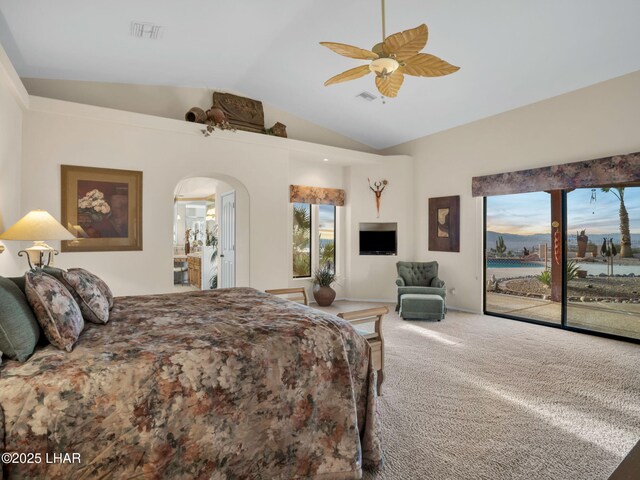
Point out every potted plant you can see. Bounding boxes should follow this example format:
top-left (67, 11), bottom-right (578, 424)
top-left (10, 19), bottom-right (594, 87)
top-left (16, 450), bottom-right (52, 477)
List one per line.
top-left (577, 229), bottom-right (588, 257)
top-left (312, 264), bottom-right (337, 306)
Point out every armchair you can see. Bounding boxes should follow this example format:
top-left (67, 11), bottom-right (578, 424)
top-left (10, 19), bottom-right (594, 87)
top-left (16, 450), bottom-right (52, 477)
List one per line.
top-left (395, 261), bottom-right (446, 311)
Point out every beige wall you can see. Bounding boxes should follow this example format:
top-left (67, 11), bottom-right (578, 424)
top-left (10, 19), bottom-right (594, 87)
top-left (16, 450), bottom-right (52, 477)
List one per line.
top-left (384, 71), bottom-right (640, 312)
top-left (21, 78), bottom-right (376, 153)
top-left (20, 95), bottom-right (410, 298)
top-left (0, 45), bottom-right (27, 277)
top-left (287, 157), bottom-right (415, 303)
top-left (345, 157), bottom-right (414, 302)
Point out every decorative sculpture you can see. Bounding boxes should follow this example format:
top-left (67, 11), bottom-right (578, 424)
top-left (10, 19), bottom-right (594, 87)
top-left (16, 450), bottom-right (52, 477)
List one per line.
top-left (212, 92), bottom-right (265, 133)
top-left (266, 122), bottom-right (288, 138)
top-left (368, 178), bottom-right (388, 218)
top-left (185, 92), bottom-right (288, 138)
top-left (184, 229), bottom-right (191, 256)
top-left (185, 107), bottom-right (207, 124)
top-left (601, 237), bottom-right (618, 276)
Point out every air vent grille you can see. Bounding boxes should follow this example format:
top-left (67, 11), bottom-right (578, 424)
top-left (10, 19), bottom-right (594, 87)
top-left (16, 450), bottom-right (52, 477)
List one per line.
top-left (356, 91), bottom-right (377, 102)
top-left (130, 22), bottom-right (164, 39)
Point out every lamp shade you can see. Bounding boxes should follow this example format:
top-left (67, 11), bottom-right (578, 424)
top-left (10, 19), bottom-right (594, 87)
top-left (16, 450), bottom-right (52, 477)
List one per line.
top-left (0, 210), bottom-right (76, 241)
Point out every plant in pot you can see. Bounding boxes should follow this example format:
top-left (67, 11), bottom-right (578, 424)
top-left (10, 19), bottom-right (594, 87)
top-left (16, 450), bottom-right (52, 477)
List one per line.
top-left (312, 264), bottom-right (337, 307)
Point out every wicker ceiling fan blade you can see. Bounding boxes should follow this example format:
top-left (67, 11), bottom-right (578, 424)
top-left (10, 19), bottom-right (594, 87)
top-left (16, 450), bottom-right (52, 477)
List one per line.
top-left (375, 69), bottom-right (404, 98)
top-left (324, 65), bottom-right (372, 86)
top-left (383, 24), bottom-right (428, 60)
top-left (403, 53), bottom-right (460, 77)
top-left (319, 42), bottom-right (379, 60)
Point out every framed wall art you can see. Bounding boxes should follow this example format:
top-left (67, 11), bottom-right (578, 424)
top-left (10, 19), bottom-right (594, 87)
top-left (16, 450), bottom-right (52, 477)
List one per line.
top-left (61, 165), bottom-right (143, 252)
top-left (428, 195), bottom-right (460, 252)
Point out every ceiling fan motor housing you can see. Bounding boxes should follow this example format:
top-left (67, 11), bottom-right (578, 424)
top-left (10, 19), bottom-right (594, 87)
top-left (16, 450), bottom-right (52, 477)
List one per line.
top-left (369, 57), bottom-right (400, 76)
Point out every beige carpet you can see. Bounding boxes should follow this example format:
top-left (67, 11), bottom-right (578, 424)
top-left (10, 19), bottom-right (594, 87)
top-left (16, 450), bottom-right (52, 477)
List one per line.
top-left (319, 302), bottom-right (640, 480)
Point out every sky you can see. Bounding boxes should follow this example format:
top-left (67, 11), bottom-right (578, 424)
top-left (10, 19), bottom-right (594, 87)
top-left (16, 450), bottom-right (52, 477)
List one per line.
top-left (319, 204), bottom-right (335, 232)
top-left (487, 187), bottom-right (640, 235)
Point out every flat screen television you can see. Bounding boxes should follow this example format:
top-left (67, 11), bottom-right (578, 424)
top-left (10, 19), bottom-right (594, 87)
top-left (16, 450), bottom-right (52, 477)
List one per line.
top-left (359, 223), bottom-right (397, 255)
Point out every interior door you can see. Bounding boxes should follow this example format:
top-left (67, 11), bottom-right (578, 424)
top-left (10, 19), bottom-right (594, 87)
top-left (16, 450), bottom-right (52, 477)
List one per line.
top-left (220, 191), bottom-right (236, 288)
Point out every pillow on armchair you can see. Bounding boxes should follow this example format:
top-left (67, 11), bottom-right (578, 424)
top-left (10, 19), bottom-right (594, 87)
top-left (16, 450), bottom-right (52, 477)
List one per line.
top-left (395, 261), bottom-right (446, 311)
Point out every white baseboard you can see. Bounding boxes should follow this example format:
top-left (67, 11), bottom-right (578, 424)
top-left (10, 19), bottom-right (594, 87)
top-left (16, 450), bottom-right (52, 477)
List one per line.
top-left (339, 298), bottom-right (480, 314)
top-left (308, 297), bottom-right (393, 306)
top-left (309, 297), bottom-right (481, 315)
top-left (446, 306), bottom-right (482, 314)
top-left (344, 297), bottom-right (395, 304)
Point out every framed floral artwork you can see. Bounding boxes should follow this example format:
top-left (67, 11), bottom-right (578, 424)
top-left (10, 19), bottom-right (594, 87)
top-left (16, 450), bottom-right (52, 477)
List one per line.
top-left (61, 165), bottom-right (143, 252)
top-left (428, 195), bottom-right (460, 252)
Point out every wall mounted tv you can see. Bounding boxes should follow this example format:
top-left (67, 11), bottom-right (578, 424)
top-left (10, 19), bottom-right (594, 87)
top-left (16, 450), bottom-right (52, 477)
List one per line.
top-left (359, 223), bottom-right (397, 256)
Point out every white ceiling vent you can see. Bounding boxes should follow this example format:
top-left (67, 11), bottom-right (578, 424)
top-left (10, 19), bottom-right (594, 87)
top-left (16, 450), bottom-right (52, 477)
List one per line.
top-left (356, 91), bottom-right (377, 102)
top-left (130, 22), bottom-right (165, 39)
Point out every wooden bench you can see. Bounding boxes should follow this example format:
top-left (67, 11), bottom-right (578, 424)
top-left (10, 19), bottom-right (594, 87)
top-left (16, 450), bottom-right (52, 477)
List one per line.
top-left (265, 287), bottom-right (308, 305)
top-left (338, 306), bottom-right (387, 396)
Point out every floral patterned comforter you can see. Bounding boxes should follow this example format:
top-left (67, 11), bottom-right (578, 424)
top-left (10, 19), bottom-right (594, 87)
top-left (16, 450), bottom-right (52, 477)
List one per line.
top-left (0, 288), bottom-right (382, 479)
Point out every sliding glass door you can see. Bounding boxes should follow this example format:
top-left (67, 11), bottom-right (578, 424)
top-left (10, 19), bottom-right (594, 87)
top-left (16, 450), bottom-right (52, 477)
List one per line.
top-left (484, 184), bottom-right (639, 341)
top-left (566, 186), bottom-right (640, 339)
top-left (485, 192), bottom-right (561, 324)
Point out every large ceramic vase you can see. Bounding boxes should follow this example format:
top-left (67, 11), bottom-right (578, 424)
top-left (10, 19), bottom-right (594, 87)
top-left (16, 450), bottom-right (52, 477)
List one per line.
top-left (313, 285), bottom-right (336, 307)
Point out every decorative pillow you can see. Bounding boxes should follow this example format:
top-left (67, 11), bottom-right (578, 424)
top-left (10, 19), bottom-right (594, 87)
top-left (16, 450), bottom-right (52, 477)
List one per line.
top-left (7, 275), bottom-right (26, 294)
top-left (69, 268), bottom-right (114, 310)
top-left (25, 270), bottom-right (84, 352)
top-left (64, 270), bottom-right (110, 324)
top-left (44, 267), bottom-right (110, 324)
top-left (0, 277), bottom-right (41, 361)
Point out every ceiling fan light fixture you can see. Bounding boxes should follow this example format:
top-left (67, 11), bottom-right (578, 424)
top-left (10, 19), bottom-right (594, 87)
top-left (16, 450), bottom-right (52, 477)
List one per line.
top-left (369, 57), bottom-right (399, 76)
top-left (320, 0), bottom-right (460, 97)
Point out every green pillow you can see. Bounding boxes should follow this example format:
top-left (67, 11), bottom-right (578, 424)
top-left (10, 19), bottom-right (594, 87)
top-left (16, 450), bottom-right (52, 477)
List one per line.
top-left (0, 277), bottom-right (41, 361)
top-left (7, 276), bottom-right (26, 294)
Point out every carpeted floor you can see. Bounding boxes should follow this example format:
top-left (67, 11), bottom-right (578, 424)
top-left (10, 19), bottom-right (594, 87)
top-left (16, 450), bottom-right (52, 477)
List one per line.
top-left (319, 302), bottom-right (640, 480)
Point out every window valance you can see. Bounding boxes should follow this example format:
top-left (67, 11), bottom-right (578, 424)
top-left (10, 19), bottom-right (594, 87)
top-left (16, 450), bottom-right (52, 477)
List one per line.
top-left (471, 151), bottom-right (640, 197)
top-left (290, 185), bottom-right (345, 206)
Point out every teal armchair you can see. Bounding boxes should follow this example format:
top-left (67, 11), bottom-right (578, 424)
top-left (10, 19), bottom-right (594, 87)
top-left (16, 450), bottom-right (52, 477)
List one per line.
top-left (395, 261), bottom-right (446, 311)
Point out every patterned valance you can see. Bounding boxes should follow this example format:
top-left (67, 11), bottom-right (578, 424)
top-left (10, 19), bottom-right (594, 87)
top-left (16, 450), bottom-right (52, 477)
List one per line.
top-left (290, 185), bottom-right (345, 206)
top-left (472, 151), bottom-right (640, 197)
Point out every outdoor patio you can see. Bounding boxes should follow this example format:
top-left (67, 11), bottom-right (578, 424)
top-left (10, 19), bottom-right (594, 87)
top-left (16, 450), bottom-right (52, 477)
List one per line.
top-left (486, 292), bottom-right (640, 339)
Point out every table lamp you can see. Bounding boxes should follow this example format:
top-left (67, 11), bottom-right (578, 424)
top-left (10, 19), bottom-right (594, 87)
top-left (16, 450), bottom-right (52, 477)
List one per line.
top-left (0, 209), bottom-right (76, 269)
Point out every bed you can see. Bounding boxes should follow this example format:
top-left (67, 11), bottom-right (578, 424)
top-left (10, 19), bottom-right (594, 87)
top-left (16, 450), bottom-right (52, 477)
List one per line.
top-left (0, 287), bottom-right (382, 479)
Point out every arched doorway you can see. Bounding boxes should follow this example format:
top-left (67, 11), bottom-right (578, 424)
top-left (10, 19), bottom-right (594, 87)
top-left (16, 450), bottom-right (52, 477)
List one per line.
top-left (172, 175), bottom-right (250, 291)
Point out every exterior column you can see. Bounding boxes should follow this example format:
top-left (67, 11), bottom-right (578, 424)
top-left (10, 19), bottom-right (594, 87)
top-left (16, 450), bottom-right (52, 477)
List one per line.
top-left (550, 190), bottom-right (563, 302)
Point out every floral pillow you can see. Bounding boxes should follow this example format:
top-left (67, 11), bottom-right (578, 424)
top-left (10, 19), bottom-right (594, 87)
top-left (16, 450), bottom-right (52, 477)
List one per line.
top-left (44, 267), bottom-right (110, 324)
top-left (25, 270), bottom-right (84, 352)
top-left (68, 268), bottom-right (114, 310)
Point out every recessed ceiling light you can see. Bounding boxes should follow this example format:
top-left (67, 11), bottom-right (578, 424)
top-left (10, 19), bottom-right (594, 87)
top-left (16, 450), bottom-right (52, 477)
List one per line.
top-left (323, 158), bottom-right (329, 162)
top-left (130, 22), bottom-right (165, 39)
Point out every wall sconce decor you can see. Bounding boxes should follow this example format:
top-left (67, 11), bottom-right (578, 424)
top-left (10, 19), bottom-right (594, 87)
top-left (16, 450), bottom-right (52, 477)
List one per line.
top-left (368, 178), bottom-right (388, 218)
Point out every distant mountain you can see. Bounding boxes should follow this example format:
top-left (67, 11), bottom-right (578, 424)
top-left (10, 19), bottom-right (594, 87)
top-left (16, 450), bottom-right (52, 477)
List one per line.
top-left (486, 231), bottom-right (639, 252)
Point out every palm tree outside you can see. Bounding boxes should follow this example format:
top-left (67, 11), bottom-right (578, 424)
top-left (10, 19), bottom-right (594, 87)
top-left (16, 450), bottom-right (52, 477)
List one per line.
top-left (601, 187), bottom-right (632, 258)
top-left (293, 203), bottom-right (312, 277)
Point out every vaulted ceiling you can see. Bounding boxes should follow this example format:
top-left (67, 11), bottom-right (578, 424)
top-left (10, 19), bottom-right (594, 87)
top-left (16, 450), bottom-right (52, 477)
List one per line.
top-left (1, 0), bottom-right (639, 149)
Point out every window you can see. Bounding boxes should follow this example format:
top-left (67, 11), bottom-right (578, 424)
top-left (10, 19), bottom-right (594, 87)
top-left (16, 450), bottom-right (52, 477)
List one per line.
top-left (319, 205), bottom-right (336, 272)
top-left (292, 203), bottom-right (312, 278)
top-left (484, 185), bottom-right (640, 341)
top-left (292, 204), bottom-right (338, 278)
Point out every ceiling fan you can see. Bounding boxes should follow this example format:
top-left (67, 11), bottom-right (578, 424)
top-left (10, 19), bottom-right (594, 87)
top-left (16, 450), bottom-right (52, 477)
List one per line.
top-left (320, 0), bottom-right (460, 98)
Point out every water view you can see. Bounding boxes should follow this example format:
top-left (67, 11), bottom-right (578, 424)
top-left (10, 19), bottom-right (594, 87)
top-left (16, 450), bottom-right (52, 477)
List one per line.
top-left (485, 187), bottom-right (640, 339)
